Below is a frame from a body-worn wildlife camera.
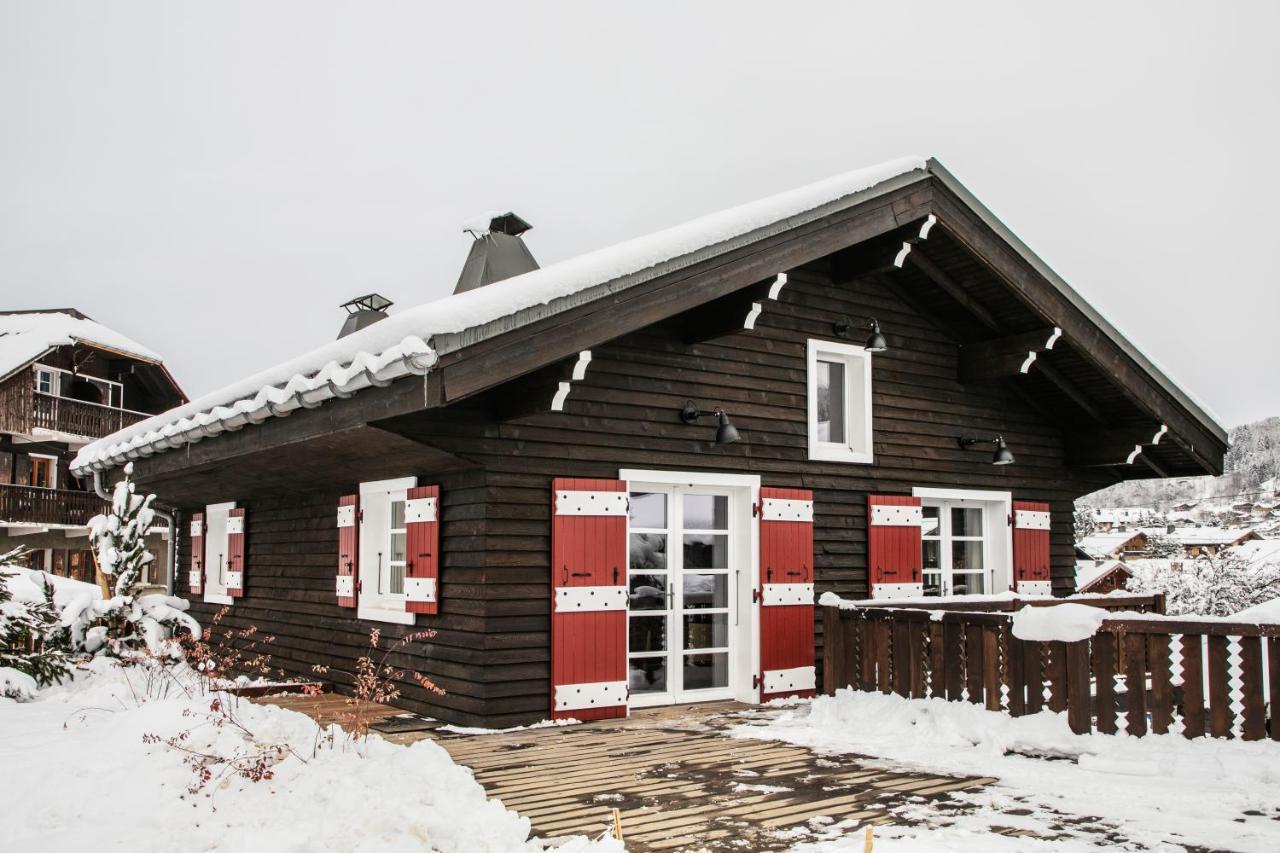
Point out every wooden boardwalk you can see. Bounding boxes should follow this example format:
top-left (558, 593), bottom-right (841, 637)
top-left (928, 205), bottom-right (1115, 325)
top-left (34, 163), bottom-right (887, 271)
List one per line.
top-left (261, 695), bottom-right (994, 851)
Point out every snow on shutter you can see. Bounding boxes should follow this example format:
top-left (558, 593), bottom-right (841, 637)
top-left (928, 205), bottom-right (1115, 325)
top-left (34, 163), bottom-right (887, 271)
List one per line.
top-left (867, 495), bottom-right (923, 598)
top-left (226, 508), bottom-right (246, 598)
top-left (336, 495), bottom-right (359, 608)
top-left (404, 485), bottom-right (440, 614)
top-left (758, 487), bottom-right (816, 701)
top-left (550, 477), bottom-right (628, 720)
top-left (188, 513), bottom-right (205, 595)
top-left (1013, 500), bottom-right (1052, 596)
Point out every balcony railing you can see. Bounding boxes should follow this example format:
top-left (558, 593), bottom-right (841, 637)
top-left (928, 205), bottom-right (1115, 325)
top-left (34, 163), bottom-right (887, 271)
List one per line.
top-left (31, 392), bottom-right (151, 440)
top-left (0, 483), bottom-right (109, 527)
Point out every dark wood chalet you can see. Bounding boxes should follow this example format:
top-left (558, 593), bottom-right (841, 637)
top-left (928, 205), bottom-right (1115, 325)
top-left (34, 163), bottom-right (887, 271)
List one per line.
top-left (71, 158), bottom-right (1226, 727)
top-left (1, 309), bottom-right (186, 582)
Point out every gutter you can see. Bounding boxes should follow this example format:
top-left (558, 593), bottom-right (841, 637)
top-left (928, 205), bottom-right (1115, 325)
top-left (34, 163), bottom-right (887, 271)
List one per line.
top-left (93, 470), bottom-right (178, 596)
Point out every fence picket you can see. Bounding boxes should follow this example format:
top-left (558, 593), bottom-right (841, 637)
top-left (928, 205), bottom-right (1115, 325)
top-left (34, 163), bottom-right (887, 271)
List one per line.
top-left (1065, 640), bottom-right (1091, 735)
top-left (1238, 636), bottom-right (1265, 741)
top-left (1093, 632), bottom-right (1117, 734)
top-left (1207, 635), bottom-right (1233, 738)
top-left (1148, 634), bottom-right (1173, 735)
top-left (1006, 628), bottom-right (1026, 717)
top-left (1269, 637), bottom-right (1280, 742)
top-left (1124, 633), bottom-right (1147, 736)
top-left (965, 625), bottom-right (984, 706)
top-left (1180, 634), bottom-right (1205, 739)
top-left (928, 622), bottom-right (946, 699)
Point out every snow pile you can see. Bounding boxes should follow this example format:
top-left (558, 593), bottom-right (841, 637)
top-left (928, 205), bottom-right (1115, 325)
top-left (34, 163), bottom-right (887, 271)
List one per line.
top-left (0, 310), bottom-right (161, 377)
top-left (0, 661), bottom-right (619, 853)
top-left (736, 690), bottom-right (1280, 852)
top-left (73, 156), bottom-right (926, 474)
top-left (1010, 603), bottom-right (1107, 642)
top-left (1233, 596), bottom-right (1280, 623)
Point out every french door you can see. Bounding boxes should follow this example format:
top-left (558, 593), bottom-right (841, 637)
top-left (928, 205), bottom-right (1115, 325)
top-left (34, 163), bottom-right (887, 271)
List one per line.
top-left (627, 485), bottom-right (738, 705)
top-left (921, 502), bottom-right (989, 596)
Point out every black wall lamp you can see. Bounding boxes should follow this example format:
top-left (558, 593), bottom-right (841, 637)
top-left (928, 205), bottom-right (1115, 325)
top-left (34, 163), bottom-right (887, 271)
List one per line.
top-left (833, 316), bottom-right (888, 352)
top-left (959, 435), bottom-right (1015, 466)
top-left (680, 401), bottom-right (740, 445)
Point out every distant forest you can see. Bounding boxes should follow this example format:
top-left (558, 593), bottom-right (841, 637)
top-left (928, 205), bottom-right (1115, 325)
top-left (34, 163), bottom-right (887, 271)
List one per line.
top-left (1082, 417), bottom-right (1280, 509)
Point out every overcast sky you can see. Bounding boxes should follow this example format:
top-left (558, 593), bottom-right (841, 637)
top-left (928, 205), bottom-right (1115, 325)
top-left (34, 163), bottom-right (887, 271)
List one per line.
top-left (2, 2), bottom-right (1276, 428)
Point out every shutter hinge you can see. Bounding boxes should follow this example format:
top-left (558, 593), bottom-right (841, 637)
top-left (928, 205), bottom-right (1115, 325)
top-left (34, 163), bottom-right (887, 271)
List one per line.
top-left (752, 502), bottom-right (760, 518)
top-left (752, 588), bottom-right (760, 604)
top-left (359, 509), bottom-right (365, 523)
top-left (356, 579), bottom-right (363, 593)
top-left (752, 674), bottom-right (761, 690)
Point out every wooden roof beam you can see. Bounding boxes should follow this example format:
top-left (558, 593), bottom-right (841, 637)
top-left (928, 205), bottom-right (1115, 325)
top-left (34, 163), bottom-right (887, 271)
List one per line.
top-left (902, 247), bottom-right (1002, 331)
top-left (1066, 423), bottom-right (1169, 468)
top-left (683, 276), bottom-right (781, 344)
top-left (959, 327), bottom-right (1061, 382)
top-left (831, 216), bottom-right (936, 284)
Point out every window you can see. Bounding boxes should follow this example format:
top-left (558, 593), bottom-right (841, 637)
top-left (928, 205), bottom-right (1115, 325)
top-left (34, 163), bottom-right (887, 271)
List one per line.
top-left (357, 476), bottom-right (417, 625)
top-left (202, 501), bottom-right (236, 605)
top-left (806, 339), bottom-right (873, 463)
top-left (914, 488), bottom-right (1012, 596)
top-left (29, 454), bottom-right (57, 489)
top-left (33, 366), bottom-right (56, 395)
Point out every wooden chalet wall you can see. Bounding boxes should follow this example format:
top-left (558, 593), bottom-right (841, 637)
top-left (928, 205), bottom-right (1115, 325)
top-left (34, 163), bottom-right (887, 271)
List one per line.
top-left (368, 257), bottom-right (1117, 724)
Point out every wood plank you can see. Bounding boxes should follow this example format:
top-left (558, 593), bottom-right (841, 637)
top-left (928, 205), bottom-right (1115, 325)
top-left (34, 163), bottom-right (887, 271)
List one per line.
top-left (982, 626), bottom-right (1001, 712)
top-left (965, 624), bottom-right (984, 705)
top-left (1180, 634), bottom-right (1205, 739)
top-left (1123, 632), bottom-right (1147, 736)
top-left (1207, 635), bottom-right (1233, 738)
top-left (1092, 632), bottom-right (1117, 735)
top-left (1147, 634), bottom-right (1173, 735)
top-left (1269, 637), bottom-right (1280, 742)
top-left (1065, 640), bottom-right (1091, 735)
top-left (1238, 635), bottom-right (1266, 741)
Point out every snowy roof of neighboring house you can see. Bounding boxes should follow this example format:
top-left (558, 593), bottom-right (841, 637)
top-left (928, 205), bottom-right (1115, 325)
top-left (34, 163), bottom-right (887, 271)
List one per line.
top-left (1074, 559), bottom-right (1131, 592)
top-left (1152, 526), bottom-right (1261, 547)
top-left (1079, 531), bottom-right (1146, 558)
top-left (1230, 538), bottom-right (1280, 567)
top-left (70, 155), bottom-right (1229, 475)
top-left (0, 309), bottom-right (162, 383)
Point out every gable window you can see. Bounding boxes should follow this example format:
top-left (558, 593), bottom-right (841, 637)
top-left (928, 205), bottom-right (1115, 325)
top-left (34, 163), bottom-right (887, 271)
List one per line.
top-left (358, 476), bottom-right (417, 625)
top-left (806, 339), bottom-right (873, 463)
top-left (202, 501), bottom-right (237, 605)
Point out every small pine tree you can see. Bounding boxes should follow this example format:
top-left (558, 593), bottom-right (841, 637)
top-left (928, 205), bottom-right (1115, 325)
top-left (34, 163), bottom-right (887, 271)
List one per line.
top-left (1073, 504), bottom-right (1099, 540)
top-left (89, 462), bottom-right (156, 598)
top-left (0, 549), bottom-right (75, 696)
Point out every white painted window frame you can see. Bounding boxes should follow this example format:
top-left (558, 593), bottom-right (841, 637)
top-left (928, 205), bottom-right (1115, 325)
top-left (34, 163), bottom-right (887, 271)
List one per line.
top-left (202, 501), bottom-right (237, 606)
top-left (806, 339), bottom-right (874, 464)
top-left (913, 487), bottom-right (1013, 595)
top-left (620, 469), bottom-right (761, 706)
top-left (357, 476), bottom-right (417, 625)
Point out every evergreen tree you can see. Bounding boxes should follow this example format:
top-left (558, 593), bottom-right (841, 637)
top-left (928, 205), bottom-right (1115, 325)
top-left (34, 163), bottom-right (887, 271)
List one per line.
top-left (0, 549), bottom-right (74, 696)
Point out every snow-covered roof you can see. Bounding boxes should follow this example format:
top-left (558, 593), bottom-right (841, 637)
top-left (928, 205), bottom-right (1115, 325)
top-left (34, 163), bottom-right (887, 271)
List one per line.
top-left (71, 156), bottom-right (928, 473)
top-left (1078, 531), bottom-right (1146, 558)
top-left (1074, 559), bottom-right (1130, 592)
top-left (0, 310), bottom-right (162, 383)
top-left (1153, 526), bottom-right (1260, 547)
top-left (1230, 537), bottom-right (1280, 567)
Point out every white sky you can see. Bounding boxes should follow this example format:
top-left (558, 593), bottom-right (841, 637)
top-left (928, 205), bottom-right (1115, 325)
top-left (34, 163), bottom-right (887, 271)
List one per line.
top-left (1, 2), bottom-right (1276, 428)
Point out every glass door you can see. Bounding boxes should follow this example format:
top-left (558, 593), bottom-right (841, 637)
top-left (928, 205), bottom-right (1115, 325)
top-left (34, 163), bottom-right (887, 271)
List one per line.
top-left (627, 486), bottom-right (736, 705)
top-left (922, 503), bottom-right (989, 596)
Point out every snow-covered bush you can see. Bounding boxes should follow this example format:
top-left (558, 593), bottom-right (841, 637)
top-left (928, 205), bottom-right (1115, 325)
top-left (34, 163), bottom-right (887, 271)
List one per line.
top-left (72, 464), bottom-right (199, 658)
top-left (1142, 531), bottom-right (1183, 559)
top-left (1130, 551), bottom-right (1280, 617)
top-left (0, 549), bottom-right (74, 698)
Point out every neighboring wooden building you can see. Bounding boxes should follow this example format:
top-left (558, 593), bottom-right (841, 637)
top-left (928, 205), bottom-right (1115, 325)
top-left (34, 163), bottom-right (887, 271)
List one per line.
top-left (71, 158), bottom-right (1227, 726)
top-left (1078, 531), bottom-right (1150, 561)
top-left (0, 310), bottom-right (185, 580)
top-left (1074, 559), bottom-right (1132, 594)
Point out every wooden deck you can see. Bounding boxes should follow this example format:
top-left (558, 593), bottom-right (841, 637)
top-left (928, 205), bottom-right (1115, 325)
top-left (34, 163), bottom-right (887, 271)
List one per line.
top-left (260, 694), bottom-right (994, 850)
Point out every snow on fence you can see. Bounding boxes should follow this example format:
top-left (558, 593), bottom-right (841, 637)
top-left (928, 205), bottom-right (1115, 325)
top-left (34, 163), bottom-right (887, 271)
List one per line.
top-left (822, 595), bottom-right (1280, 741)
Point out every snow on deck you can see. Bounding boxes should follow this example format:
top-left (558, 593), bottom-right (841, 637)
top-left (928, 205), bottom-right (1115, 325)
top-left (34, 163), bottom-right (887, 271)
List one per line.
top-left (72, 156), bottom-right (927, 474)
top-left (0, 311), bottom-right (161, 379)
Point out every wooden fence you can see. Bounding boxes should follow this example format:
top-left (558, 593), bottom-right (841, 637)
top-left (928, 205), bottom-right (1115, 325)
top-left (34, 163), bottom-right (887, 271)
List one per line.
top-left (823, 599), bottom-right (1280, 741)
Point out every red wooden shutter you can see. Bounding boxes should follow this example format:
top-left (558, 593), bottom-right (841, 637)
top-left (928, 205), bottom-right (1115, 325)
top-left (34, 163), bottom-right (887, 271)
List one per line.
top-left (404, 485), bottom-right (440, 614)
top-left (550, 478), bottom-right (628, 720)
top-left (336, 495), bottom-right (359, 609)
top-left (867, 495), bottom-right (923, 598)
top-left (226, 508), bottom-right (246, 598)
top-left (758, 487), bottom-right (816, 701)
top-left (1013, 500), bottom-right (1052, 595)
top-left (188, 513), bottom-right (205, 595)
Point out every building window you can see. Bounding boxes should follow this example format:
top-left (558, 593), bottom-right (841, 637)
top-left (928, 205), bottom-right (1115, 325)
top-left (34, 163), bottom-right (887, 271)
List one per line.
top-left (914, 487), bottom-right (1013, 596)
top-left (806, 339), bottom-right (873, 463)
top-left (29, 454), bottom-right (57, 489)
top-left (33, 366), bottom-right (56, 395)
top-left (358, 477), bottom-right (417, 625)
top-left (202, 501), bottom-right (237, 606)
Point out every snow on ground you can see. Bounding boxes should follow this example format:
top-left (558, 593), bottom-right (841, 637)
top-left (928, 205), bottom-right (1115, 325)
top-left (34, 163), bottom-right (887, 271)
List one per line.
top-left (734, 690), bottom-right (1280, 852)
top-left (0, 661), bottom-right (619, 853)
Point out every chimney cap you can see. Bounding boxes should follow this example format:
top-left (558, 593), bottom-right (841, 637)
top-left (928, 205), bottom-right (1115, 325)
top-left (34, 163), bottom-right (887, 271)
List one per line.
top-left (340, 293), bottom-right (393, 314)
top-left (462, 211), bottom-right (532, 238)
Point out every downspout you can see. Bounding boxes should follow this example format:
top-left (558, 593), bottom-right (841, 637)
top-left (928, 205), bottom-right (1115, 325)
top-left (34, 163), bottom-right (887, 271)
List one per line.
top-left (94, 469), bottom-right (178, 595)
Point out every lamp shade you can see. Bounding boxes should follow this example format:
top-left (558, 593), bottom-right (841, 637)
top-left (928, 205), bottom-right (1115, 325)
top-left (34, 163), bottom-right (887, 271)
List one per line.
top-left (715, 412), bottom-right (740, 445)
top-left (864, 319), bottom-right (888, 353)
top-left (992, 436), bottom-right (1015, 465)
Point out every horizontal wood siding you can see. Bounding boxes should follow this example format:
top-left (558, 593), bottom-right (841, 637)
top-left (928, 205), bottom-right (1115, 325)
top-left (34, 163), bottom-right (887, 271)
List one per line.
top-left (178, 468), bottom-right (501, 726)
top-left (377, 260), bottom-right (1112, 722)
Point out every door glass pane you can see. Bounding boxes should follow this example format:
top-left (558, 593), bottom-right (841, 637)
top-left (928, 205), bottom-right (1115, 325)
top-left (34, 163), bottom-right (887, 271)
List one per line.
top-left (629, 492), bottom-right (666, 529)
top-left (629, 575), bottom-right (667, 610)
top-left (629, 616), bottom-right (667, 653)
top-left (923, 571), bottom-right (943, 597)
top-left (630, 533), bottom-right (667, 572)
top-left (682, 573), bottom-right (728, 609)
top-left (921, 506), bottom-right (940, 538)
top-left (683, 652), bottom-right (729, 690)
top-left (952, 573), bottom-right (986, 596)
top-left (629, 658), bottom-right (667, 693)
top-left (389, 564), bottom-right (405, 594)
top-left (951, 506), bottom-right (983, 537)
top-left (952, 540), bottom-right (985, 572)
top-left (816, 360), bottom-right (846, 443)
top-left (922, 539), bottom-right (940, 570)
top-left (389, 531), bottom-right (406, 563)
top-left (683, 495), bottom-right (728, 530)
top-left (683, 534), bottom-right (727, 569)
top-left (684, 614), bottom-right (728, 649)
top-left (390, 499), bottom-right (406, 529)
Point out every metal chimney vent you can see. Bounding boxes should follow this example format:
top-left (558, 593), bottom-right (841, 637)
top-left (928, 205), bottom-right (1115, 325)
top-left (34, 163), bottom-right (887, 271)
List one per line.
top-left (338, 293), bottom-right (393, 339)
top-left (455, 211), bottom-right (540, 294)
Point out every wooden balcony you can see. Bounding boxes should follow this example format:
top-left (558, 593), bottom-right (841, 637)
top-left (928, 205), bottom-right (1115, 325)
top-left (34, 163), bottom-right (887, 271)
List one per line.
top-left (0, 483), bottom-right (108, 527)
top-left (31, 392), bottom-right (151, 440)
